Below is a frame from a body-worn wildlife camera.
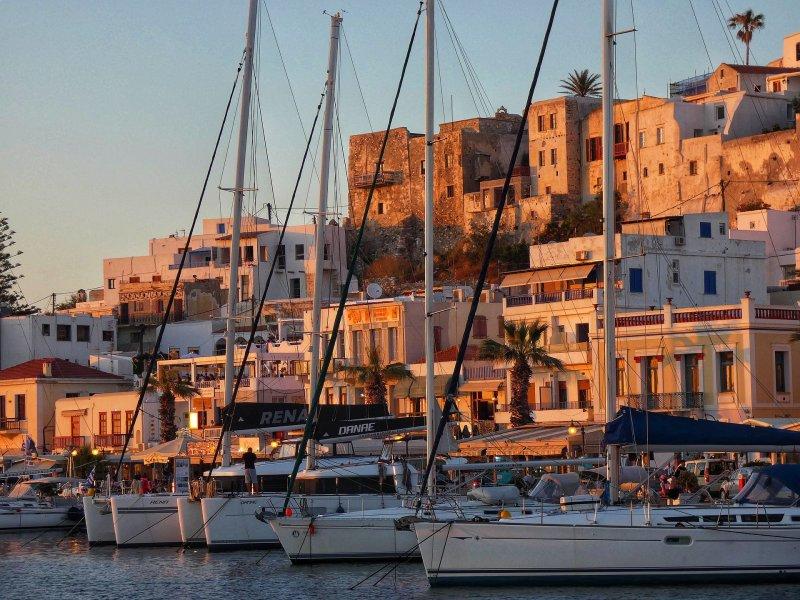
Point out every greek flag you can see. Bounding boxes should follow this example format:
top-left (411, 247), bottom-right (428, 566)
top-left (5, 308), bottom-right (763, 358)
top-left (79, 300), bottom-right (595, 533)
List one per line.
top-left (85, 467), bottom-right (96, 488)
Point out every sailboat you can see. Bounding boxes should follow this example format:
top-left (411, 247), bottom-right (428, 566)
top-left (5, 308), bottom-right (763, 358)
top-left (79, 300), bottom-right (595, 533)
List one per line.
top-left (411, 0), bottom-right (800, 585)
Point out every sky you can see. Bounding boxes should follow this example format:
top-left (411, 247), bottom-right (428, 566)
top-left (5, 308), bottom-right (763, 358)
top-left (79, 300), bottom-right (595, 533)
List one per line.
top-left (2, 0), bottom-right (798, 307)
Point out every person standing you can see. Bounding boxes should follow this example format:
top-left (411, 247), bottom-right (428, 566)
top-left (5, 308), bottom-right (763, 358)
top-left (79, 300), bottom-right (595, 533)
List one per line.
top-left (243, 447), bottom-right (259, 494)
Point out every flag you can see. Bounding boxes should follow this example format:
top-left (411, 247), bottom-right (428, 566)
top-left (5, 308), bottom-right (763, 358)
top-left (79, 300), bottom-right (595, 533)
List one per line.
top-left (85, 466), bottom-right (96, 488)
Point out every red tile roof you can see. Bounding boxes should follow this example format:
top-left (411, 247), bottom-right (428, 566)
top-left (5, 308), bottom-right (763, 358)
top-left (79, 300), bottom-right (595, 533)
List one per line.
top-left (724, 64), bottom-right (800, 75)
top-left (0, 358), bottom-right (125, 381)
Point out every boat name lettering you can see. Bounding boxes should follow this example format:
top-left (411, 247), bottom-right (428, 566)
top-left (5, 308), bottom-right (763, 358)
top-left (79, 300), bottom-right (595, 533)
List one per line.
top-left (259, 407), bottom-right (308, 426)
top-left (338, 422), bottom-right (376, 435)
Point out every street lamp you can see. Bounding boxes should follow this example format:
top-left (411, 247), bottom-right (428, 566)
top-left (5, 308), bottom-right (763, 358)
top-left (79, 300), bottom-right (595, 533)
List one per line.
top-left (91, 448), bottom-right (100, 456)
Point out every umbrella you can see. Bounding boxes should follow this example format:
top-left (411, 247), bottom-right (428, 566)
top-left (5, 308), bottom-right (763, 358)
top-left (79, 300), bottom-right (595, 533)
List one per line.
top-left (131, 434), bottom-right (202, 465)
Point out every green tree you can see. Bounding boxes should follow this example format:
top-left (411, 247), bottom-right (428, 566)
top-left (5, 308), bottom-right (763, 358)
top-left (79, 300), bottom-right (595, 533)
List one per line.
top-left (559, 69), bottom-right (602, 97)
top-left (727, 9), bottom-right (765, 66)
top-left (478, 320), bottom-right (563, 427)
top-left (147, 368), bottom-right (197, 441)
top-left (0, 213), bottom-right (38, 316)
top-left (340, 348), bottom-right (412, 405)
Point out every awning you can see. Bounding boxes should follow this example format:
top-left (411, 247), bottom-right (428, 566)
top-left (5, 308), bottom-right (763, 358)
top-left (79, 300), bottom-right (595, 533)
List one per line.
top-left (500, 263), bottom-right (597, 288)
top-left (61, 409), bottom-right (87, 417)
top-left (459, 380), bottom-right (504, 393)
top-left (604, 407), bottom-right (800, 452)
top-left (393, 375), bottom-right (451, 398)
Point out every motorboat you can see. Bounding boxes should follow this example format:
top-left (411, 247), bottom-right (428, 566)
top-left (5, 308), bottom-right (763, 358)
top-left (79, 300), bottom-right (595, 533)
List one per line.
top-left (413, 464), bottom-right (800, 585)
top-left (0, 477), bottom-right (83, 531)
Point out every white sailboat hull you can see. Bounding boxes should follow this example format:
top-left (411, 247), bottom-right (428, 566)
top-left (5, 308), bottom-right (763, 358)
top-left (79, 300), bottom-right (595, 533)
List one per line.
top-left (176, 497), bottom-right (206, 546)
top-left (83, 496), bottom-right (116, 544)
top-left (414, 507), bottom-right (800, 586)
top-left (0, 501), bottom-right (80, 531)
top-left (111, 494), bottom-right (182, 547)
top-left (202, 493), bottom-right (403, 551)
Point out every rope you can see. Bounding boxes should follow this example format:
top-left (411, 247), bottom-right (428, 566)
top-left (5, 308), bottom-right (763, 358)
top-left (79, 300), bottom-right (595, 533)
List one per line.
top-left (282, 1), bottom-right (426, 513)
top-left (113, 53), bottom-right (245, 481)
top-left (418, 0), bottom-right (560, 502)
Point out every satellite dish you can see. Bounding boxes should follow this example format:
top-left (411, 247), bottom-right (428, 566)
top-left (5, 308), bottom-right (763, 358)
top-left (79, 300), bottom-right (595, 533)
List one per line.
top-left (366, 282), bottom-right (383, 299)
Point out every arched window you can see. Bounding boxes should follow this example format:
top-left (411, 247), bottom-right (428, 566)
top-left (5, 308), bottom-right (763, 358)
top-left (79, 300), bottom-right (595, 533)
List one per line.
top-left (214, 338), bottom-right (226, 355)
top-left (235, 337), bottom-right (247, 345)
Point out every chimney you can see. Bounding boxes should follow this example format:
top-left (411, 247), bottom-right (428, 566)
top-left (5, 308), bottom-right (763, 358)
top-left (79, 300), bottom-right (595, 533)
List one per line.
top-left (42, 360), bottom-right (53, 377)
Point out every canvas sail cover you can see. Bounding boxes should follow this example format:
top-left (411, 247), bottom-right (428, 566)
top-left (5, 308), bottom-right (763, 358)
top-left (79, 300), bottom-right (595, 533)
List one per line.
top-left (219, 402), bottom-right (389, 433)
top-left (604, 407), bottom-right (800, 452)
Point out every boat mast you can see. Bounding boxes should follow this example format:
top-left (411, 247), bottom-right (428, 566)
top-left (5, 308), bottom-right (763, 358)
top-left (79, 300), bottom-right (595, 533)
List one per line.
top-left (424, 0), bottom-right (440, 498)
top-left (601, 0), bottom-right (620, 503)
top-left (307, 12), bottom-right (342, 470)
top-left (223, 0), bottom-right (258, 468)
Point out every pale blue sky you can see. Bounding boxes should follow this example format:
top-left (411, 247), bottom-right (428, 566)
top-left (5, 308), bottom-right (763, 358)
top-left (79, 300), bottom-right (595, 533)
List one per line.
top-left (2, 0), bottom-right (798, 305)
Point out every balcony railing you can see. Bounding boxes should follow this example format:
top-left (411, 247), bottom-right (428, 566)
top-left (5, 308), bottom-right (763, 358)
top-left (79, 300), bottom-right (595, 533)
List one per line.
top-left (536, 401), bottom-right (592, 411)
top-left (94, 433), bottom-right (128, 448)
top-left (352, 171), bottom-right (404, 188)
top-left (0, 418), bottom-right (26, 432)
top-left (463, 365), bottom-right (506, 380)
top-left (506, 288), bottom-right (594, 309)
top-left (620, 392), bottom-right (704, 411)
top-left (53, 436), bottom-right (87, 449)
top-left (534, 291), bottom-right (563, 304)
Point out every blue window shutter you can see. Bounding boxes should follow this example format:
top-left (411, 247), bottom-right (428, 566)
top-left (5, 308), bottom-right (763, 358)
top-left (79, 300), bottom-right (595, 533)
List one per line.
top-left (630, 268), bottom-right (643, 293)
top-left (699, 222), bottom-right (711, 238)
top-left (704, 270), bottom-right (717, 295)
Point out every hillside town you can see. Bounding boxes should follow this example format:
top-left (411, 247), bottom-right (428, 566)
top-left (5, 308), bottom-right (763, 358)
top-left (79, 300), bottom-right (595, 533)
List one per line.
top-left (6, 1), bottom-right (800, 591)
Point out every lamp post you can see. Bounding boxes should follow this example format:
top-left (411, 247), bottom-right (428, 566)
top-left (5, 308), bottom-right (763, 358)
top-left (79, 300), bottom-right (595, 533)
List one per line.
top-left (567, 421), bottom-right (587, 458)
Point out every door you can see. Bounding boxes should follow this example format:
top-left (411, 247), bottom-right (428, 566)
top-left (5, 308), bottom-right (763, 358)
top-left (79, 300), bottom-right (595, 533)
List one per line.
top-left (70, 415), bottom-right (81, 439)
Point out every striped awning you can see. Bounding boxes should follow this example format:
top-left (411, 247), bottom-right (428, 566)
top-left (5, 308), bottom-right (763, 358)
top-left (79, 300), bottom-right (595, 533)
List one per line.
top-left (500, 263), bottom-right (597, 288)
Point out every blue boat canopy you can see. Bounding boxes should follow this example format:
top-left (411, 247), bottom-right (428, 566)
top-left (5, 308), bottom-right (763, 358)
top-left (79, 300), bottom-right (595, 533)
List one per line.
top-left (603, 407), bottom-right (800, 452)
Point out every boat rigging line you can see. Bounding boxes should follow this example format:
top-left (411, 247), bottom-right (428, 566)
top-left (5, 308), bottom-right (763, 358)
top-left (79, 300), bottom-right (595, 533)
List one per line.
top-left (203, 90), bottom-right (326, 480)
top-left (281, 1), bottom-right (425, 513)
top-left (112, 52), bottom-right (246, 481)
top-left (416, 0), bottom-right (559, 503)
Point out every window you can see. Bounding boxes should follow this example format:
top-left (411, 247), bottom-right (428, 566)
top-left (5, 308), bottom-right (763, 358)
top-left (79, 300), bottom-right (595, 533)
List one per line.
top-left (156, 299), bottom-right (165, 313)
top-left (336, 334), bottom-right (345, 359)
top-left (276, 244), bottom-right (286, 269)
top-left (369, 328), bottom-right (379, 351)
top-left (134, 301), bottom-right (145, 312)
top-left (622, 170), bottom-right (627, 182)
top-left (715, 104), bottom-right (725, 120)
top-left (537, 114), bottom-right (545, 131)
top-left (377, 202), bottom-right (385, 215)
top-left (57, 324), bottom-right (71, 341)
top-left (719, 222), bottom-right (727, 235)
top-left (645, 357), bottom-right (659, 395)
top-left (152, 274), bottom-right (161, 282)
top-left (656, 126), bottom-right (665, 145)
top-left (671, 259), bottom-right (680, 284)
top-left (703, 270), bottom-right (717, 295)
top-left (638, 131), bottom-right (646, 148)
top-left (753, 84), bottom-right (762, 93)
top-left (643, 167), bottom-right (649, 178)
top-left (616, 358), bottom-right (626, 396)
top-left (216, 223), bottom-right (226, 234)
top-left (243, 245), bottom-right (254, 262)
top-left (102, 330), bottom-right (114, 342)
top-left (388, 327), bottom-right (398, 360)
top-left (323, 243), bottom-right (331, 261)
top-left (351, 330), bottom-right (363, 364)
top-left (773, 80), bottom-right (782, 93)
top-left (444, 154), bottom-right (452, 169)
top-left (549, 113), bottom-right (557, 129)
top-left (473, 315), bottom-right (488, 339)
top-left (128, 276), bottom-right (140, 284)
top-left (718, 351), bottom-right (734, 392)
top-left (446, 185), bottom-right (454, 198)
top-left (259, 245), bottom-right (268, 262)
top-left (658, 162), bottom-right (665, 175)
top-left (699, 221), bottom-right (712, 238)
top-left (41, 323), bottom-right (50, 336)
top-left (545, 186), bottom-right (552, 195)
top-left (15, 395), bottom-right (25, 420)
top-left (585, 136), bottom-right (602, 162)
top-left (107, 278), bottom-right (115, 290)
top-left (111, 411), bottom-right (122, 435)
top-left (295, 244), bottom-right (305, 260)
top-left (76, 325), bottom-right (90, 342)
top-left (775, 351), bottom-right (788, 394)
top-left (693, 128), bottom-right (704, 138)
top-left (538, 150), bottom-right (545, 167)
top-left (575, 323), bottom-right (589, 343)
top-left (689, 160), bottom-right (698, 175)
top-left (550, 148), bottom-right (557, 165)
top-left (683, 354), bottom-right (701, 393)
top-left (125, 410), bottom-right (134, 434)
top-left (420, 160), bottom-right (425, 175)
top-left (497, 316), bottom-right (505, 337)
top-left (289, 278), bottom-right (301, 299)
top-left (629, 268), bottom-right (643, 293)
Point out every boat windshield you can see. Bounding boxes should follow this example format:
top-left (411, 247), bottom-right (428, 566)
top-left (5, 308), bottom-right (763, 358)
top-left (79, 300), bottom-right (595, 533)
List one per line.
top-left (733, 470), bottom-right (800, 506)
top-left (529, 473), bottom-right (580, 503)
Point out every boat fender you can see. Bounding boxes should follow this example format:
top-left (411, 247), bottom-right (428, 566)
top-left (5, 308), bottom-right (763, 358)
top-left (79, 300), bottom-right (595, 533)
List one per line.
top-left (285, 507), bottom-right (293, 517)
top-left (308, 522), bottom-right (316, 536)
top-left (67, 506), bottom-right (83, 522)
top-left (498, 509), bottom-right (512, 519)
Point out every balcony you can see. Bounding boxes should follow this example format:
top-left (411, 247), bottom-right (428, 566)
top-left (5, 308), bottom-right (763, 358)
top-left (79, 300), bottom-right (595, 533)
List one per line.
top-left (620, 392), bottom-right (704, 411)
top-left (352, 170), bottom-right (404, 188)
top-left (0, 418), bottom-right (26, 432)
top-left (613, 141), bottom-right (628, 159)
top-left (93, 433), bottom-right (128, 448)
top-left (506, 288), bottom-right (594, 309)
top-left (53, 436), bottom-right (87, 449)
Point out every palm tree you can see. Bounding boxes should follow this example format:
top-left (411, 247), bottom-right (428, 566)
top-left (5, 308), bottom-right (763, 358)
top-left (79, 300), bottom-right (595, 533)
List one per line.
top-left (727, 9), bottom-right (765, 66)
top-left (340, 348), bottom-right (412, 406)
top-left (147, 368), bottom-right (197, 442)
top-left (479, 320), bottom-right (563, 428)
top-left (559, 69), bottom-right (602, 97)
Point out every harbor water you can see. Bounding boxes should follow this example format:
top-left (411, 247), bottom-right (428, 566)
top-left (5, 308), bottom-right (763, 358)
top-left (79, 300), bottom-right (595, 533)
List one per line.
top-left (3, 531), bottom-right (798, 600)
